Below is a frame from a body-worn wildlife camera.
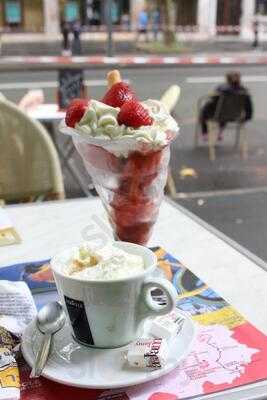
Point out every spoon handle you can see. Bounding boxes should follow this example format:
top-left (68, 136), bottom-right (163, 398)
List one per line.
top-left (30, 333), bottom-right (52, 378)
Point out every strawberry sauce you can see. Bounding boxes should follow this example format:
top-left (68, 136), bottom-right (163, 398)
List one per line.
top-left (111, 149), bottom-right (165, 244)
top-left (75, 141), bottom-right (170, 245)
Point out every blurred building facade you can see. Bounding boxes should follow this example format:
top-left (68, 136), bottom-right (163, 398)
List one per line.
top-left (0, 0), bottom-right (267, 39)
top-left (197, 0), bottom-right (267, 38)
top-left (0, 0), bottom-right (131, 33)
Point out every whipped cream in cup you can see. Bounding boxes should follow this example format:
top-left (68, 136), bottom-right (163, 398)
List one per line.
top-left (51, 241), bottom-right (177, 348)
top-left (63, 242), bottom-right (145, 281)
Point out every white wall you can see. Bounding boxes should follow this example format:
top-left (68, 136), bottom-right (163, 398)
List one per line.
top-left (130, 0), bottom-right (145, 30)
top-left (43, 0), bottom-right (60, 34)
top-left (197, 0), bottom-right (218, 37)
top-left (240, 0), bottom-right (256, 39)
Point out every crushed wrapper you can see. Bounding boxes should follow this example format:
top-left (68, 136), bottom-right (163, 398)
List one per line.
top-left (126, 338), bottom-right (169, 369)
top-left (0, 327), bottom-right (20, 400)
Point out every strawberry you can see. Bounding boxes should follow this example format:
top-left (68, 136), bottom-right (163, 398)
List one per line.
top-left (102, 82), bottom-right (137, 108)
top-left (65, 98), bottom-right (90, 128)
top-left (117, 100), bottom-right (153, 128)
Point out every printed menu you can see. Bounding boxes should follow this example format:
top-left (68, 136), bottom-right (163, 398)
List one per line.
top-left (114, 247), bottom-right (267, 400)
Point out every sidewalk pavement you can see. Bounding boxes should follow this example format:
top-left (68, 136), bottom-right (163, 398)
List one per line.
top-left (1, 31), bottom-right (267, 56)
top-left (171, 118), bottom-right (267, 263)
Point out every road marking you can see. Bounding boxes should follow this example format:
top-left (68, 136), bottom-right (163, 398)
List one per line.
top-left (191, 56), bottom-right (207, 64)
top-left (163, 57), bottom-right (177, 64)
top-left (219, 57), bottom-right (233, 64)
top-left (174, 186), bottom-right (267, 199)
top-left (133, 57), bottom-right (147, 64)
top-left (0, 79), bottom-right (130, 90)
top-left (186, 75), bottom-right (267, 84)
top-left (103, 56), bottom-right (119, 64)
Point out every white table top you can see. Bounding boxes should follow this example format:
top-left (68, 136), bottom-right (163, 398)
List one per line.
top-left (1, 197), bottom-right (267, 336)
top-left (26, 103), bottom-right (65, 122)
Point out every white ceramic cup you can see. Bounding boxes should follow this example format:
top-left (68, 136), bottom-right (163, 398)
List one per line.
top-left (51, 242), bottom-right (177, 348)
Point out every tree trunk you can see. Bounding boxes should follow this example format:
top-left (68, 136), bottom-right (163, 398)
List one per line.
top-left (161, 0), bottom-right (176, 45)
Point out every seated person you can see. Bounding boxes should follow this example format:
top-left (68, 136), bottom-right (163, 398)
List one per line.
top-left (199, 71), bottom-right (253, 141)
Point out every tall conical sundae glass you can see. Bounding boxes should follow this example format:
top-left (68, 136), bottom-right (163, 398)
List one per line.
top-left (60, 71), bottom-right (179, 245)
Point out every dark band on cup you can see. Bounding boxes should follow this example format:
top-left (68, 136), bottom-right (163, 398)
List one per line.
top-left (64, 296), bottom-right (94, 345)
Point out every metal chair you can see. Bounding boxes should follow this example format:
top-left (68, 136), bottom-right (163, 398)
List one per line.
top-left (195, 91), bottom-right (248, 161)
top-left (0, 97), bottom-right (65, 203)
top-left (160, 85), bottom-right (181, 116)
top-left (160, 85), bottom-right (181, 197)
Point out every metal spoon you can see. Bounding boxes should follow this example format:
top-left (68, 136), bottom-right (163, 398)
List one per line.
top-left (30, 302), bottom-right (66, 378)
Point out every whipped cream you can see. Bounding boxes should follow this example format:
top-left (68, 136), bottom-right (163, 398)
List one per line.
top-left (64, 243), bottom-right (145, 281)
top-left (75, 99), bottom-right (178, 146)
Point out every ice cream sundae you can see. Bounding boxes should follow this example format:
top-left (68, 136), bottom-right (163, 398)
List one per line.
top-left (60, 70), bottom-right (179, 245)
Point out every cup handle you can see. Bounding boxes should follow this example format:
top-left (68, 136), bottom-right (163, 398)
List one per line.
top-left (138, 277), bottom-right (177, 320)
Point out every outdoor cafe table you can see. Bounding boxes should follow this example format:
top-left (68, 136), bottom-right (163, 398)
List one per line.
top-left (26, 103), bottom-right (65, 122)
top-left (1, 197), bottom-right (267, 399)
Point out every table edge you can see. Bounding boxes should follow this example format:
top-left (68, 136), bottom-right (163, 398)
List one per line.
top-left (5, 196), bottom-right (267, 272)
top-left (4, 197), bottom-right (92, 209)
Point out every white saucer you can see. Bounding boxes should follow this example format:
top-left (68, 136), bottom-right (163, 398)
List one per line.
top-left (22, 311), bottom-right (195, 389)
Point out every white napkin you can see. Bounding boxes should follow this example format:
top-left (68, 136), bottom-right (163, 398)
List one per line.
top-left (0, 281), bottom-right (37, 337)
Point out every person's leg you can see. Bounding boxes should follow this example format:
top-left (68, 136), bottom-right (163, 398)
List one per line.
top-left (199, 108), bottom-right (209, 138)
top-left (199, 111), bottom-right (208, 135)
top-left (144, 29), bottom-right (149, 42)
top-left (63, 34), bottom-right (68, 50)
top-left (202, 120), bottom-right (208, 136)
top-left (200, 101), bottom-right (216, 139)
top-left (66, 33), bottom-right (70, 50)
top-left (218, 122), bottom-right (225, 141)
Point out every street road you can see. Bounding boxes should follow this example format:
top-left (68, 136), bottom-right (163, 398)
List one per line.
top-left (1, 65), bottom-right (267, 260)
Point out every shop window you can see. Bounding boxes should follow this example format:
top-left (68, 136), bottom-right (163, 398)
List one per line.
top-left (111, 1), bottom-right (120, 24)
top-left (4, 0), bottom-right (22, 26)
top-left (86, 0), bottom-right (101, 25)
top-left (65, 0), bottom-right (80, 22)
top-left (256, 0), bottom-right (267, 15)
top-left (85, 0), bottom-right (129, 26)
top-left (176, 0), bottom-right (197, 26)
top-left (217, 0), bottom-right (241, 34)
top-left (121, 0), bottom-right (129, 14)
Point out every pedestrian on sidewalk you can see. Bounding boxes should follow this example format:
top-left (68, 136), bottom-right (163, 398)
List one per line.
top-left (72, 20), bottom-right (82, 55)
top-left (252, 17), bottom-right (259, 49)
top-left (111, 0), bottom-right (120, 24)
top-left (121, 13), bottom-right (131, 31)
top-left (61, 20), bottom-right (71, 55)
top-left (137, 8), bottom-right (149, 42)
top-left (151, 8), bottom-right (160, 41)
top-left (199, 72), bottom-right (253, 141)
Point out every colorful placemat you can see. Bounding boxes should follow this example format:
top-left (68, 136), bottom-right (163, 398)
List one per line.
top-left (1, 247), bottom-right (267, 399)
